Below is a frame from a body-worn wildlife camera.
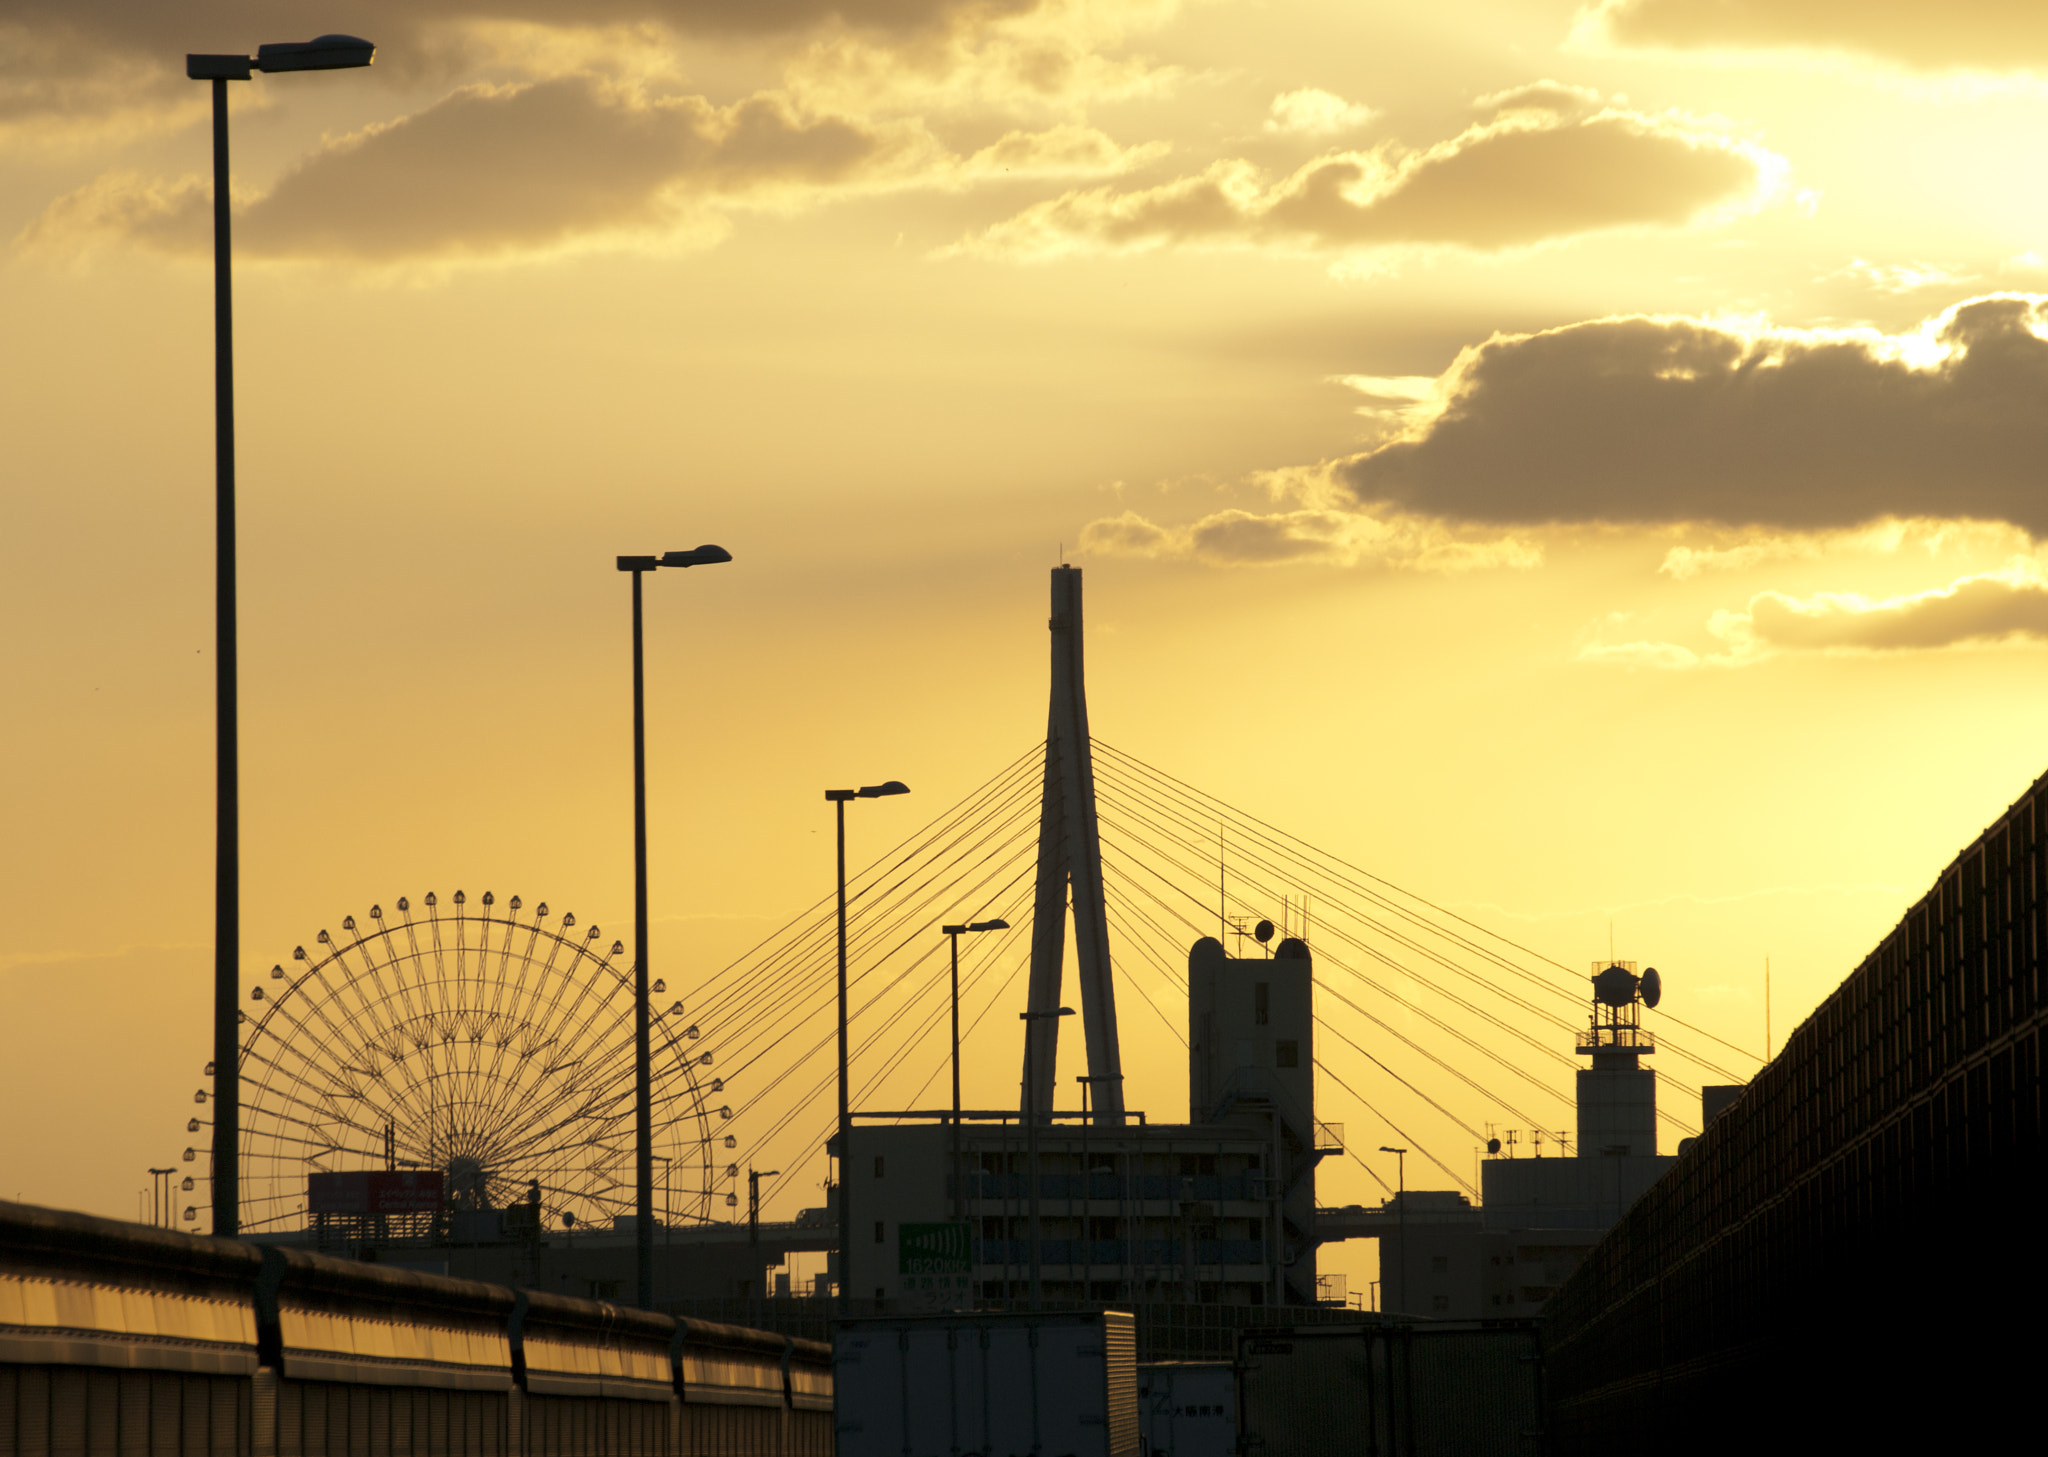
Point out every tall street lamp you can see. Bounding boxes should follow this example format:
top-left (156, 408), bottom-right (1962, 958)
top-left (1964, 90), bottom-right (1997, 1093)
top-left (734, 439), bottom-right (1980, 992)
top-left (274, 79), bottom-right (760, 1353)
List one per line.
top-left (186, 33), bottom-right (376, 1241)
top-left (941, 919), bottom-right (1008, 1221)
top-left (1020, 1005), bottom-right (1074, 1308)
top-left (1379, 1145), bottom-right (1406, 1316)
top-left (827, 779), bottom-right (911, 1311)
top-left (620, 544), bottom-right (732, 1309)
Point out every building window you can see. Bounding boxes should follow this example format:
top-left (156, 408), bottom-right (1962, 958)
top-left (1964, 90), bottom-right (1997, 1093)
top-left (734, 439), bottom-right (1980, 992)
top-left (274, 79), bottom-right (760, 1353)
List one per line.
top-left (1432, 1296), bottom-right (1450, 1313)
top-left (1431, 1256), bottom-right (1448, 1275)
top-left (875, 1221), bottom-right (885, 1243)
top-left (1255, 982), bottom-right (1269, 1026)
top-left (874, 1156), bottom-right (885, 1178)
top-left (1275, 1040), bottom-right (1299, 1068)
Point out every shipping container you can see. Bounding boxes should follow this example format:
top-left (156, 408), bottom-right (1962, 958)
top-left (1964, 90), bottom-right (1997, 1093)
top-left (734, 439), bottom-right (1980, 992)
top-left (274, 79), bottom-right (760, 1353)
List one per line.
top-left (1137, 1361), bottom-right (1236, 1457)
top-left (834, 1310), bottom-right (1139, 1457)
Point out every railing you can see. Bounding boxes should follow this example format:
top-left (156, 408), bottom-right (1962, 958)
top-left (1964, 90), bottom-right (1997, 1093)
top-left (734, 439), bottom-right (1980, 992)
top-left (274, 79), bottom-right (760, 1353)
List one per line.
top-left (971, 1238), bottom-right (1267, 1266)
top-left (961, 1173), bottom-right (1272, 1201)
top-left (0, 1197), bottom-right (832, 1456)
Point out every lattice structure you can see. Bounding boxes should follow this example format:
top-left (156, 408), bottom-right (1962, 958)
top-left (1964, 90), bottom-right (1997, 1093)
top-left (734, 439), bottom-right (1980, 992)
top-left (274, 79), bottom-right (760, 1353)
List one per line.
top-left (227, 891), bottom-right (721, 1237)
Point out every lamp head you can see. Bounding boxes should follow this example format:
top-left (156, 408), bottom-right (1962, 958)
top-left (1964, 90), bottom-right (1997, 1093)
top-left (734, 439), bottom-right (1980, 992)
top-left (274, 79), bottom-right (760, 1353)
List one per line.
top-left (659, 545), bottom-right (733, 568)
top-left (942, 924), bottom-right (967, 936)
top-left (970, 918), bottom-right (1009, 932)
top-left (857, 781), bottom-right (910, 798)
top-left (255, 35), bottom-right (376, 72)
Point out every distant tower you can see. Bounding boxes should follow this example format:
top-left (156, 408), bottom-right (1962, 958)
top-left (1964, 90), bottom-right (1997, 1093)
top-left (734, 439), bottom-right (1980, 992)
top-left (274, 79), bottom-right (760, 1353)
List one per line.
top-left (1020, 567), bottom-right (1128, 1126)
top-left (1577, 962), bottom-right (1661, 1157)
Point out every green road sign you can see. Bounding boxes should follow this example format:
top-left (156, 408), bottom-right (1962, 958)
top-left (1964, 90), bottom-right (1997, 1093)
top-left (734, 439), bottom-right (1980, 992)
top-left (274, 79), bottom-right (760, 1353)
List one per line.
top-left (899, 1221), bottom-right (971, 1275)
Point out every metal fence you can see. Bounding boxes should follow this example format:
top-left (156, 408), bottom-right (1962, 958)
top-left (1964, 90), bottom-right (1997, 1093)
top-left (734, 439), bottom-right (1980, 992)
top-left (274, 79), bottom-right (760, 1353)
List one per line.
top-left (1543, 766), bottom-right (2048, 1454)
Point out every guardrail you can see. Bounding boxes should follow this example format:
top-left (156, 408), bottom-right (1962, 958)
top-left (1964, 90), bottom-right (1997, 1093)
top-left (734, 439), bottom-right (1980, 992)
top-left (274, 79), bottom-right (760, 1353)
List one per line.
top-left (0, 1198), bottom-right (831, 1455)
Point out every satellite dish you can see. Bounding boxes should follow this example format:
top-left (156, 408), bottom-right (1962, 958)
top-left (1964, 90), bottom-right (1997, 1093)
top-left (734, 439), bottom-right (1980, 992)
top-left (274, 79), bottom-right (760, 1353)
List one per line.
top-left (1486, 1138), bottom-right (1501, 1155)
top-left (1641, 967), bottom-right (1662, 1008)
top-left (1254, 920), bottom-right (1275, 944)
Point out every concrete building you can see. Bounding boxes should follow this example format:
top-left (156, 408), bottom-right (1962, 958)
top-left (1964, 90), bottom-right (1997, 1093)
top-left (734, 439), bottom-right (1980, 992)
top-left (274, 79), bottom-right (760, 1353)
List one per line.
top-left (1316, 961), bottom-right (1686, 1318)
top-left (842, 935), bottom-right (1335, 1309)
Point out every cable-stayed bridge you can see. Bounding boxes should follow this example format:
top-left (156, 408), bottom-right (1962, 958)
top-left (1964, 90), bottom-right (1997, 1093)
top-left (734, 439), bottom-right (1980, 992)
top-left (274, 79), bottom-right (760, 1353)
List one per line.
top-left (691, 569), bottom-right (1758, 1240)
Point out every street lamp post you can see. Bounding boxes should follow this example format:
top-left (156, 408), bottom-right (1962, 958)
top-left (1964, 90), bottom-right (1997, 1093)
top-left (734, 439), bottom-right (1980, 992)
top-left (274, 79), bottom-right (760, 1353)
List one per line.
top-left (827, 779), bottom-right (911, 1311)
top-left (1019, 1005), bottom-right (1074, 1309)
top-left (186, 33), bottom-right (376, 1241)
top-left (619, 545), bottom-right (732, 1310)
top-left (941, 919), bottom-right (1008, 1221)
top-left (1380, 1145), bottom-right (1406, 1316)
top-left (748, 1167), bottom-right (781, 1250)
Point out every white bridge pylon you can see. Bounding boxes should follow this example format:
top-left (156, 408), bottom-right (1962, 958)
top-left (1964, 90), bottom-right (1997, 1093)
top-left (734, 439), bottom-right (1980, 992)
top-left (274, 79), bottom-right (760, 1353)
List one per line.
top-left (1021, 566), bottom-right (1128, 1126)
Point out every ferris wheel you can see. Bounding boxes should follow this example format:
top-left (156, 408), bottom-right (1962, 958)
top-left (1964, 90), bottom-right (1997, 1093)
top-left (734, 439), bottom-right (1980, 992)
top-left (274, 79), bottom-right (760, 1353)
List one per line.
top-left (226, 890), bottom-right (728, 1236)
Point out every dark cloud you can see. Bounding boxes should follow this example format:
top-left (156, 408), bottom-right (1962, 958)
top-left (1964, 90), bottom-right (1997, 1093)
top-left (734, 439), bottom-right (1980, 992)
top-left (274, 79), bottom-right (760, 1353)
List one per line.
top-left (32, 77), bottom-right (913, 260)
top-left (1077, 506), bottom-right (1541, 571)
top-left (0, 0), bottom-right (1029, 131)
top-left (1743, 572), bottom-right (2048, 651)
top-left (1343, 296), bottom-right (2048, 534)
top-left (1583, 567), bottom-right (2048, 668)
top-left (27, 76), bottom-right (1152, 261)
top-left (1587, 0), bottom-right (2048, 72)
top-left (954, 104), bottom-right (1772, 259)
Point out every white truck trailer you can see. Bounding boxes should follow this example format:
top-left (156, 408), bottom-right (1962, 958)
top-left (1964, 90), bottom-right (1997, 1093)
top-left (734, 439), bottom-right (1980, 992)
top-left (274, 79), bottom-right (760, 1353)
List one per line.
top-left (1137, 1362), bottom-right (1237, 1457)
top-left (834, 1310), bottom-right (1139, 1457)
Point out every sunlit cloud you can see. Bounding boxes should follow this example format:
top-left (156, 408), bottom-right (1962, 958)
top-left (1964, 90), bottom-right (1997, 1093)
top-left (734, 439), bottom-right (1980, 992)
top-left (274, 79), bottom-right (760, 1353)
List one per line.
top-left (1581, 0), bottom-right (2048, 75)
top-left (22, 75), bottom-right (1160, 265)
top-left (1470, 80), bottom-right (1605, 120)
top-left (1657, 519), bottom-right (2034, 579)
top-left (1342, 295), bottom-right (2048, 535)
top-left (1821, 258), bottom-right (1978, 295)
top-left (1580, 562), bottom-right (2048, 669)
top-left (944, 95), bottom-right (1781, 262)
top-left (1264, 88), bottom-right (1377, 136)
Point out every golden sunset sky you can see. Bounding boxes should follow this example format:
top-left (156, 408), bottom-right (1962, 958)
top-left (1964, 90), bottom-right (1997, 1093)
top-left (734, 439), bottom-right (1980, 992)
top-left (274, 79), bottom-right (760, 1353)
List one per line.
top-left (6, 1), bottom-right (2048, 1295)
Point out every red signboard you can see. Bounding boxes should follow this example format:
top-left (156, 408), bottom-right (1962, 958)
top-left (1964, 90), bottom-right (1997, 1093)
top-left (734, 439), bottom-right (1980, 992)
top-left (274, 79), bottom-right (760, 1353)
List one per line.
top-left (307, 1170), bottom-right (444, 1215)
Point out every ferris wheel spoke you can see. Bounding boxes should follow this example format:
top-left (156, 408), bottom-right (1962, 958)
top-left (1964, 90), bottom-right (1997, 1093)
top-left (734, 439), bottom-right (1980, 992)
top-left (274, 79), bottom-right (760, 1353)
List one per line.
top-left (233, 892), bottom-right (726, 1237)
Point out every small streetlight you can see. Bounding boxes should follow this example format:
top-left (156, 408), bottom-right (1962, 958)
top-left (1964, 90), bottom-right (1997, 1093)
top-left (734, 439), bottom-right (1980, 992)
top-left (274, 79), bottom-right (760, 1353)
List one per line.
top-left (941, 918), bottom-right (1009, 1221)
top-left (619, 544), bottom-right (732, 1310)
top-left (1380, 1145), bottom-right (1407, 1316)
top-left (827, 779), bottom-right (911, 1311)
top-left (186, 31), bottom-right (376, 1243)
top-left (1020, 1005), bottom-right (1074, 1308)
top-left (748, 1167), bottom-right (781, 1250)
